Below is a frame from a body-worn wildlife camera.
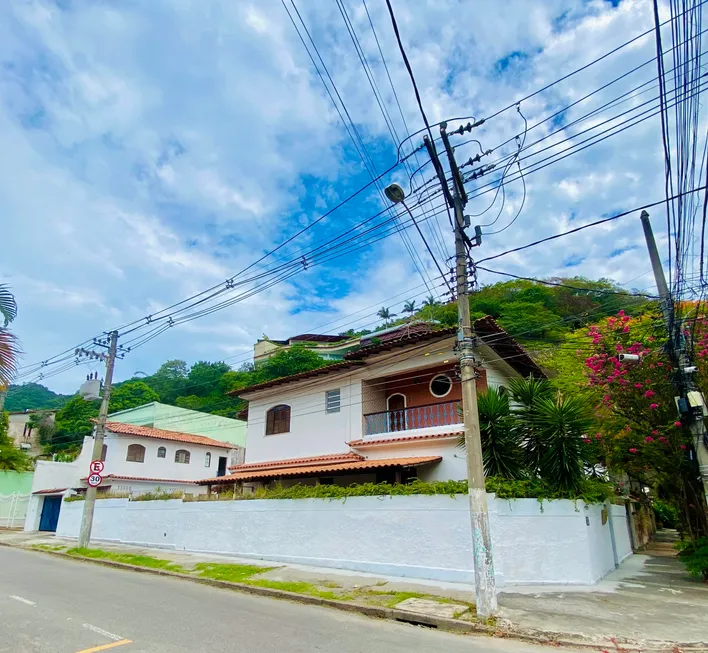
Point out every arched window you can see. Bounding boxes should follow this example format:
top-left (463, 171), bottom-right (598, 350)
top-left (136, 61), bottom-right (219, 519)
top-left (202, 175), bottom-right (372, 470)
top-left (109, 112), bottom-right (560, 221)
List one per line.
top-left (175, 449), bottom-right (190, 464)
top-left (430, 374), bottom-right (453, 398)
top-left (204, 452), bottom-right (211, 467)
top-left (157, 446), bottom-right (166, 459)
top-left (126, 444), bottom-right (145, 463)
top-left (100, 444), bottom-right (107, 462)
top-left (265, 405), bottom-right (291, 435)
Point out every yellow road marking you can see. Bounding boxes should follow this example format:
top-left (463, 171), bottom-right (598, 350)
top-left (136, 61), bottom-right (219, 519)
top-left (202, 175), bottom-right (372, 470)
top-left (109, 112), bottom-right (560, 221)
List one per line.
top-left (74, 638), bottom-right (132, 653)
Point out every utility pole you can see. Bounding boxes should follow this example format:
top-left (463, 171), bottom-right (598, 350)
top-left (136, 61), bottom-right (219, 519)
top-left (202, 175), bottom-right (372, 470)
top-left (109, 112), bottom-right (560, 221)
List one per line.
top-left (424, 124), bottom-right (497, 617)
top-left (77, 331), bottom-right (118, 549)
top-left (640, 211), bottom-right (708, 504)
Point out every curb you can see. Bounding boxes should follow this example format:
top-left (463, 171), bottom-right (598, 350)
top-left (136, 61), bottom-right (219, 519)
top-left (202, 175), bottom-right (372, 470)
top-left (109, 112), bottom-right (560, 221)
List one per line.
top-left (7, 542), bottom-right (704, 652)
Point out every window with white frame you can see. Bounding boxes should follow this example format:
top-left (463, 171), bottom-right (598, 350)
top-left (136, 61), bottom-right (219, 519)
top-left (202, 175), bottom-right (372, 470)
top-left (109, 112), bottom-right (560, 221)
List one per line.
top-left (157, 446), bottom-right (166, 458)
top-left (325, 389), bottom-right (341, 413)
top-left (205, 452), bottom-right (211, 467)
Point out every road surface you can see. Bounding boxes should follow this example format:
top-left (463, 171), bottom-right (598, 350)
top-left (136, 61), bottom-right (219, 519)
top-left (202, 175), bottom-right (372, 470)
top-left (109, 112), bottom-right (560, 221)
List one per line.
top-left (0, 546), bottom-right (564, 653)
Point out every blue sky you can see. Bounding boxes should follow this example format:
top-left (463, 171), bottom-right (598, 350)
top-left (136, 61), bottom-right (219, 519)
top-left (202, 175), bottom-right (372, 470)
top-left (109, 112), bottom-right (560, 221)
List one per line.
top-left (0, 0), bottom-right (692, 392)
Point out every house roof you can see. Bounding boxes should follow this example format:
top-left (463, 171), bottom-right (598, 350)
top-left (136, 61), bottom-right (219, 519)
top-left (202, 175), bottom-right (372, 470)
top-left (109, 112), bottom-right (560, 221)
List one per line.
top-left (32, 487), bottom-right (67, 495)
top-left (80, 474), bottom-right (198, 485)
top-left (347, 431), bottom-right (461, 448)
top-left (289, 333), bottom-right (350, 343)
top-left (103, 421), bottom-right (233, 449)
top-left (236, 317), bottom-right (544, 397)
top-left (228, 452), bottom-right (363, 472)
top-left (199, 455), bottom-right (442, 484)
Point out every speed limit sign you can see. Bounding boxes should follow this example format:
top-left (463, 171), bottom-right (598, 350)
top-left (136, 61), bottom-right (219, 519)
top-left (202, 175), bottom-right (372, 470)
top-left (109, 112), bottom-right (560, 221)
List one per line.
top-left (89, 460), bottom-right (104, 474)
top-left (87, 474), bottom-right (102, 488)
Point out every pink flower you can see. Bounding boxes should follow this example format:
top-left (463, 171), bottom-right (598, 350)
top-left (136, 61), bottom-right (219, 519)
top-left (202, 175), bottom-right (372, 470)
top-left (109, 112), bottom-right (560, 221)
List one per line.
top-left (629, 448), bottom-right (637, 454)
top-left (635, 383), bottom-right (643, 389)
top-left (622, 325), bottom-right (630, 333)
top-left (616, 344), bottom-right (624, 352)
top-left (674, 421), bottom-right (682, 428)
top-left (645, 436), bottom-right (654, 443)
top-left (652, 430), bottom-right (658, 435)
top-left (680, 444), bottom-right (687, 450)
top-left (595, 433), bottom-right (603, 440)
top-left (583, 438), bottom-right (591, 444)
top-left (603, 395), bottom-right (611, 402)
top-left (649, 403), bottom-right (659, 410)
top-left (657, 362), bottom-right (664, 367)
top-left (659, 437), bottom-right (667, 443)
top-left (644, 390), bottom-right (655, 398)
top-left (617, 310), bottom-right (625, 317)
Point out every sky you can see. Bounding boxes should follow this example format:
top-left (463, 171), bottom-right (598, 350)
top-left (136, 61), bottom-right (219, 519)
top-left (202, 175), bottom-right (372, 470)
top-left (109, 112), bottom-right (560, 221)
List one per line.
top-left (0, 0), bottom-right (701, 393)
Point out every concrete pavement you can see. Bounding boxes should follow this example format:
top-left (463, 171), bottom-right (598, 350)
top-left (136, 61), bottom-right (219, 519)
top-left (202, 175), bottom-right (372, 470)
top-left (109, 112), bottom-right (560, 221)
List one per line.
top-left (0, 546), bottom-right (571, 653)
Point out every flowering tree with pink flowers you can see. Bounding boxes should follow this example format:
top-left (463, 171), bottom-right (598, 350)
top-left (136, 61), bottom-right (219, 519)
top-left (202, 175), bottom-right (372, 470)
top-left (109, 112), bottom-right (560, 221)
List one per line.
top-left (582, 309), bottom-right (707, 537)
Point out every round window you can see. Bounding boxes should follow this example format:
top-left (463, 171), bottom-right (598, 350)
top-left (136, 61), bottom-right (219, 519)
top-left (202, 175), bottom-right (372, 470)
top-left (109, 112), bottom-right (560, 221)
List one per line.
top-left (430, 374), bottom-right (452, 398)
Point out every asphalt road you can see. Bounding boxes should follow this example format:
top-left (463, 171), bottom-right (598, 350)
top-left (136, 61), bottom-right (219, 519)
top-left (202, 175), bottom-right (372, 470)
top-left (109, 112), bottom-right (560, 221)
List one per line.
top-left (0, 546), bottom-right (566, 653)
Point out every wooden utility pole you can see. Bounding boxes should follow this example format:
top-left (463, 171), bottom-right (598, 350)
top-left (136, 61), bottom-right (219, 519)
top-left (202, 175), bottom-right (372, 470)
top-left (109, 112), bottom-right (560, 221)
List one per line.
top-left (77, 331), bottom-right (118, 548)
top-left (425, 125), bottom-right (497, 617)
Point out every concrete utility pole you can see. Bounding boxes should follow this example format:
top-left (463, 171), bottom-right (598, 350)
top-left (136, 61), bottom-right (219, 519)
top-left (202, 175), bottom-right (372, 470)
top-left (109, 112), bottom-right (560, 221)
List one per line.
top-left (640, 211), bottom-right (708, 503)
top-left (77, 331), bottom-right (118, 548)
top-left (423, 124), bottom-right (497, 617)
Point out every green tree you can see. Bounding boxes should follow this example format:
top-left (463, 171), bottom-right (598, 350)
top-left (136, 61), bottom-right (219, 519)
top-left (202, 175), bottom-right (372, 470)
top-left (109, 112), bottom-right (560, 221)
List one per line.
top-left (0, 412), bottom-right (32, 471)
top-left (0, 284), bottom-right (20, 386)
top-left (52, 395), bottom-right (99, 452)
top-left (257, 346), bottom-right (327, 382)
top-left (109, 381), bottom-right (160, 413)
top-left (495, 302), bottom-right (563, 340)
top-left (402, 300), bottom-right (417, 316)
top-left (142, 359), bottom-right (188, 403)
top-left (458, 388), bottom-right (524, 479)
top-left (376, 307), bottom-right (395, 325)
top-left (508, 377), bottom-right (554, 474)
top-left (185, 361), bottom-right (232, 397)
top-left (4, 383), bottom-right (70, 411)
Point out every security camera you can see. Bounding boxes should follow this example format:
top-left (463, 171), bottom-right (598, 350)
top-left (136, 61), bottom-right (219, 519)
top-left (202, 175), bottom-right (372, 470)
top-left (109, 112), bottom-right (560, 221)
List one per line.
top-left (618, 353), bottom-right (640, 362)
top-left (682, 366), bottom-right (698, 374)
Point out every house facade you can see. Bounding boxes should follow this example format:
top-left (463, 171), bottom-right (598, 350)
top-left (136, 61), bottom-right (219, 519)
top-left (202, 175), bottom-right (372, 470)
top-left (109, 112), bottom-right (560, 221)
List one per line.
top-left (25, 420), bottom-right (240, 532)
top-left (200, 319), bottom-right (545, 491)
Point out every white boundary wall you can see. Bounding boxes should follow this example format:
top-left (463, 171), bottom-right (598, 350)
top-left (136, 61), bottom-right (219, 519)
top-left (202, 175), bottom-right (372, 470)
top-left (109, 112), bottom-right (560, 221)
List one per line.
top-left (56, 494), bottom-right (632, 586)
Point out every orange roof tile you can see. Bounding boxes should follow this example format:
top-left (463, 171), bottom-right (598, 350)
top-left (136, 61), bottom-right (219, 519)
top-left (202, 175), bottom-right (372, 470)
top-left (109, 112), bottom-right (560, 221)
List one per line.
top-left (199, 455), bottom-right (442, 484)
top-left (228, 452), bottom-right (363, 472)
top-left (80, 474), bottom-right (198, 484)
top-left (32, 488), bottom-right (68, 495)
top-left (104, 421), bottom-right (232, 449)
top-left (347, 431), bottom-right (461, 447)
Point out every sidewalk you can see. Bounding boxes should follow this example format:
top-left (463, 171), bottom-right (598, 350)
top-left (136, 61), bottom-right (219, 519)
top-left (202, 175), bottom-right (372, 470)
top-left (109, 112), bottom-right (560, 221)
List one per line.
top-left (2, 529), bottom-right (705, 649)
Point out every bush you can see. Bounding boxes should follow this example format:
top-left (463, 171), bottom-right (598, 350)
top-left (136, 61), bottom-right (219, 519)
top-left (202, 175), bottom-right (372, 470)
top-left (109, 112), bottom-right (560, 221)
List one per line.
top-left (131, 490), bottom-right (183, 501)
top-left (653, 499), bottom-right (680, 529)
top-left (676, 537), bottom-right (708, 581)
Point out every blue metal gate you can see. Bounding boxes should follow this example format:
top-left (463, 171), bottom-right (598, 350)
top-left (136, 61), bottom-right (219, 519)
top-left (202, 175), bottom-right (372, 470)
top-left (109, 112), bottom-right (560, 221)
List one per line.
top-left (39, 496), bottom-right (61, 532)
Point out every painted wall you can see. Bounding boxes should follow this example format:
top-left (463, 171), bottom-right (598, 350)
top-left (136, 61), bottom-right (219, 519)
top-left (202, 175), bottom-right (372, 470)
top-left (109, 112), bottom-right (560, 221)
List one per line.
top-left (0, 471), bottom-right (34, 495)
top-left (101, 431), bottom-right (230, 482)
top-left (107, 402), bottom-right (246, 447)
top-left (242, 336), bottom-right (517, 467)
top-left (55, 494), bottom-right (632, 586)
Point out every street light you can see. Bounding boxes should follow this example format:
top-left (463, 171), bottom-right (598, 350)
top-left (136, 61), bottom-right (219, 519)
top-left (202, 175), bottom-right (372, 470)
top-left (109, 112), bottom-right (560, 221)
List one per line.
top-left (383, 183), bottom-right (450, 291)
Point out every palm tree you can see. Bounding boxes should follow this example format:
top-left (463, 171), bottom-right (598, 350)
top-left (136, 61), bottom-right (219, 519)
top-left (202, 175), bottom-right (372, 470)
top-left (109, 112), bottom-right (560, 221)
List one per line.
top-left (0, 285), bottom-right (19, 386)
top-left (376, 306), bottom-right (396, 325)
top-left (422, 295), bottom-right (438, 320)
top-left (402, 300), bottom-right (416, 317)
top-left (508, 377), bottom-right (553, 474)
top-left (458, 387), bottom-right (524, 479)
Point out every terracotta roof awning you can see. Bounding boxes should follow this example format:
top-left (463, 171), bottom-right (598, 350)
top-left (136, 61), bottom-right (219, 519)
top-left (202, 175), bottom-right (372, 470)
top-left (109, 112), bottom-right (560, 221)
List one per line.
top-left (32, 488), bottom-right (68, 495)
top-left (103, 421), bottom-right (233, 449)
top-left (347, 432), bottom-right (460, 448)
top-left (79, 474), bottom-right (198, 485)
top-left (199, 455), bottom-right (442, 485)
top-left (228, 452), bottom-right (363, 472)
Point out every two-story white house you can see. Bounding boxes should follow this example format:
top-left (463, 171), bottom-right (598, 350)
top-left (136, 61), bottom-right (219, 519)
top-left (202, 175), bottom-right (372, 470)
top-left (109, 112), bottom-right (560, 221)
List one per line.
top-left (199, 318), bottom-right (545, 492)
top-left (25, 420), bottom-right (240, 533)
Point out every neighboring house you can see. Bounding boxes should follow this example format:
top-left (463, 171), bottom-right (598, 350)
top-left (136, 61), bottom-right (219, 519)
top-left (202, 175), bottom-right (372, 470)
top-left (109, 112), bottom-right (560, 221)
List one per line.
top-left (106, 402), bottom-right (246, 448)
top-left (200, 318), bottom-right (545, 491)
top-left (253, 322), bottom-right (434, 365)
top-left (25, 420), bottom-right (241, 533)
top-left (7, 410), bottom-right (55, 456)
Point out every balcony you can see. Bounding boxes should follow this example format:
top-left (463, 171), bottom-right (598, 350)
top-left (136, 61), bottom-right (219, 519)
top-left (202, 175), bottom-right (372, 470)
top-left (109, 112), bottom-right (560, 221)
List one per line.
top-left (363, 400), bottom-right (462, 436)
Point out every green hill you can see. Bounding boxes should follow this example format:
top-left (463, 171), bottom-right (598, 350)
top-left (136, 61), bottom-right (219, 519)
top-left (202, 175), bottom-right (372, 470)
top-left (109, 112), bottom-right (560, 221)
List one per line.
top-left (4, 383), bottom-right (72, 412)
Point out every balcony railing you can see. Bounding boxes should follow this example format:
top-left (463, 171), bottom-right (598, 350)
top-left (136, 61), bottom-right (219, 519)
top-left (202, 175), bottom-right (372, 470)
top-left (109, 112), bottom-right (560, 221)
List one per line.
top-left (363, 400), bottom-right (461, 436)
